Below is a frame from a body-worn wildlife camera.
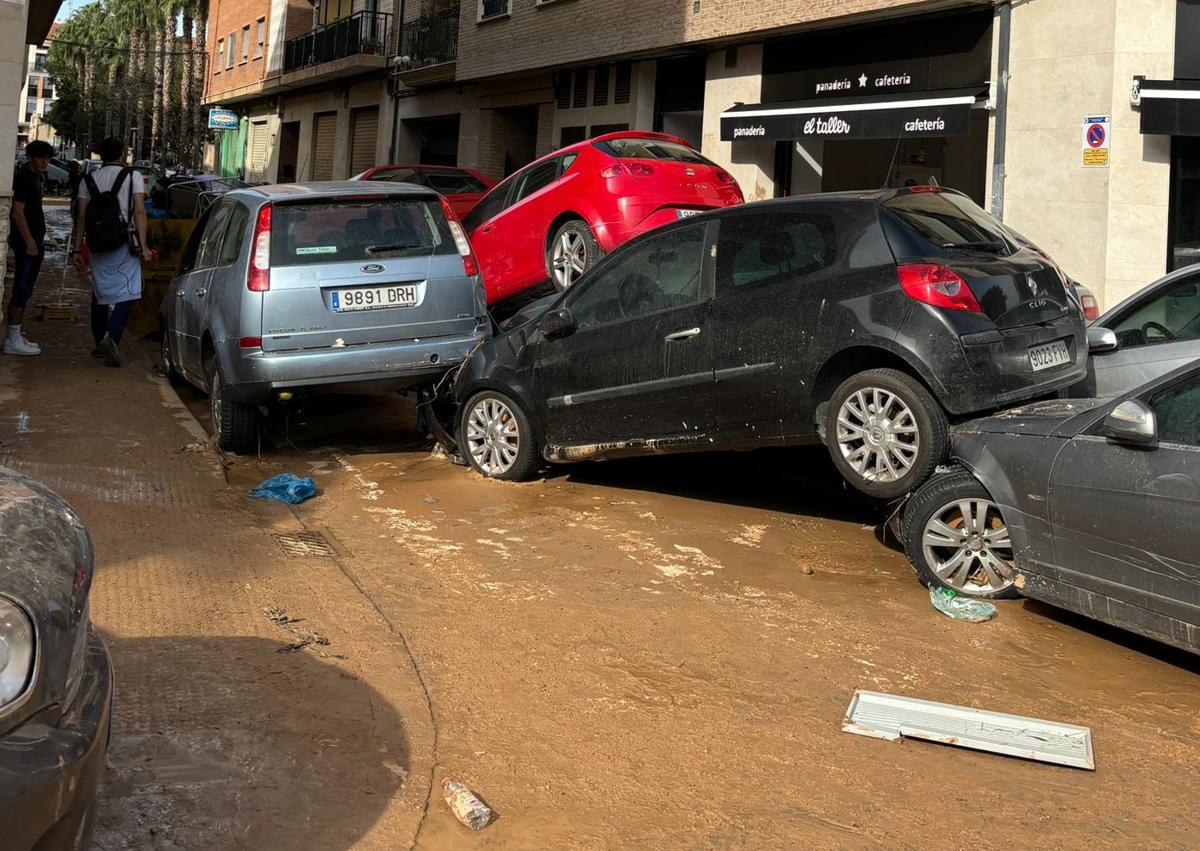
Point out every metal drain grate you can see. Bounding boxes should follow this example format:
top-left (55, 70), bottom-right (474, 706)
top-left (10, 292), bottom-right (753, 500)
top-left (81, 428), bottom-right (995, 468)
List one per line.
top-left (272, 530), bottom-right (339, 558)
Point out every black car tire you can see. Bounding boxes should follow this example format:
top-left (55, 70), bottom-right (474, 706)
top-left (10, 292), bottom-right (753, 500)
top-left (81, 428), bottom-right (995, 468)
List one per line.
top-left (207, 358), bottom-right (258, 453)
top-left (160, 328), bottom-right (186, 387)
top-left (460, 390), bottom-right (541, 482)
top-left (902, 471), bottom-right (1021, 599)
top-left (545, 219), bottom-right (601, 292)
top-left (824, 368), bottom-right (948, 500)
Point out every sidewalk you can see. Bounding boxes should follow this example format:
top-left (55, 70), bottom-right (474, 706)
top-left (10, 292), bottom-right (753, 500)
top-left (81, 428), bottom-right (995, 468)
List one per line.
top-left (1, 250), bottom-right (434, 850)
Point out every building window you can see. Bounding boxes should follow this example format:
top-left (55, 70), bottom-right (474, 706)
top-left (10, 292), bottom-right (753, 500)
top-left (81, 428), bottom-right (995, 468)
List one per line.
top-left (241, 25), bottom-right (250, 62)
top-left (555, 72), bottom-right (570, 109)
top-left (255, 18), bottom-right (266, 59)
top-left (226, 32), bottom-right (236, 68)
top-left (479, 0), bottom-right (510, 21)
top-left (25, 97), bottom-right (37, 122)
top-left (614, 62), bottom-right (632, 104)
top-left (27, 78), bottom-right (38, 96)
top-left (593, 64), bottom-right (610, 106)
top-left (42, 80), bottom-right (53, 99)
top-left (560, 125), bottom-right (587, 146)
top-left (216, 39), bottom-right (224, 72)
top-left (572, 68), bottom-right (588, 108)
top-left (33, 53), bottom-right (47, 72)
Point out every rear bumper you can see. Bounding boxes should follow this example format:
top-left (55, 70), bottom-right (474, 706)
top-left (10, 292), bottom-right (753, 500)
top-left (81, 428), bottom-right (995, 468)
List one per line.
top-left (0, 629), bottom-right (113, 851)
top-left (904, 307), bottom-right (1089, 416)
top-left (220, 331), bottom-right (484, 403)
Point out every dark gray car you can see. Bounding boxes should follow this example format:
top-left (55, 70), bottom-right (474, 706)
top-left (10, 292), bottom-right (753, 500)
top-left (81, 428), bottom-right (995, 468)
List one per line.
top-left (0, 469), bottom-right (112, 849)
top-left (160, 181), bottom-right (489, 452)
top-left (902, 361), bottom-right (1200, 653)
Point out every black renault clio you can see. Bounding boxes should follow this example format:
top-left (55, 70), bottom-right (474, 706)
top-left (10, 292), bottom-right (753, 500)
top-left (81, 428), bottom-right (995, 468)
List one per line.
top-left (452, 187), bottom-right (1089, 498)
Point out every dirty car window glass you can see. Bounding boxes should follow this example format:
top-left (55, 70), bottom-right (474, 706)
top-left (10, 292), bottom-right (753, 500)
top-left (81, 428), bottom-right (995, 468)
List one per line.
top-left (423, 170), bottom-right (489, 194)
top-left (566, 224), bottom-right (706, 330)
top-left (271, 199), bottom-right (454, 266)
top-left (1149, 374), bottom-right (1200, 447)
top-left (718, 212), bottom-right (837, 289)
top-left (884, 191), bottom-right (1013, 252)
top-left (594, 138), bottom-right (708, 164)
top-left (217, 204), bottom-right (249, 266)
top-left (196, 201), bottom-right (235, 270)
top-left (1112, 275), bottom-right (1200, 348)
top-left (365, 168), bottom-right (418, 184)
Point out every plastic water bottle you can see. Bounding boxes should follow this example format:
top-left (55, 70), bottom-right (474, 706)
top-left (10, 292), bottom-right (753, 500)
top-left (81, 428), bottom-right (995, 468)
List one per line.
top-left (442, 778), bottom-right (492, 830)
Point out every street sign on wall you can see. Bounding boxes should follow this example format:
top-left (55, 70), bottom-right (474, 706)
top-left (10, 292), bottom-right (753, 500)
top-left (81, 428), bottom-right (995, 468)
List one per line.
top-left (208, 108), bottom-right (240, 131)
top-left (1082, 115), bottom-right (1110, 168)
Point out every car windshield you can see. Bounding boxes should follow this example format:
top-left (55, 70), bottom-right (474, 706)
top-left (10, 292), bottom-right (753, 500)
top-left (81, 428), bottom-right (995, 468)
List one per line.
top-left (271, 198), bottom-right (455, 266)
top-left (423, 170), bottom-right (489, 194)
top-left (884, 191), bottom-right (1015, 253)
top-left (593, 138), bottom-right (709, 164)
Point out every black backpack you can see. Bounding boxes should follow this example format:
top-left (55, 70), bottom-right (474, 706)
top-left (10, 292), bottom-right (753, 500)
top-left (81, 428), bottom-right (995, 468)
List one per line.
top-left (82, 167), bottom-right (132, 252)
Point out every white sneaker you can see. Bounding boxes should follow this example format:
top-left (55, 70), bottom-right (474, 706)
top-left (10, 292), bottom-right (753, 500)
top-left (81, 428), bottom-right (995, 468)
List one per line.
top-left (20, 334), bottom-right (40, 354)
top-left (2, 336), bottom-right (41, 356)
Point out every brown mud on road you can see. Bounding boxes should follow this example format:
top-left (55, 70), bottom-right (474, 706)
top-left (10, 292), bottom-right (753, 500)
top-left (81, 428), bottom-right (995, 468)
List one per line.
top-left (4, 230), bottom-right (1200, 849)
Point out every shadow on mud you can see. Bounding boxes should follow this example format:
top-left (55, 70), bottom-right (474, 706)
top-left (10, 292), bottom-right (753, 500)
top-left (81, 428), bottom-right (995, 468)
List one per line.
top-left (93, 634), bottom-right (410, 851)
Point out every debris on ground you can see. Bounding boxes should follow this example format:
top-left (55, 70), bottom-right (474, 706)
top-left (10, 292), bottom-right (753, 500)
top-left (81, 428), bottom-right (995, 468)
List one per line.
top-left (928, 587), bottom-right (997, 623)
top-left (176, 440), bottom-right (210, 454)
top-left (442, 778), bottom-right (493, 830)
top-left (248, 473), bottom-right (317, 504)
top-left (263, 606), bottom-right (331, 653)
top-left (842, 689), bottom-right (1095, 769)
top-left (423, 495), bottom-right (440, 505)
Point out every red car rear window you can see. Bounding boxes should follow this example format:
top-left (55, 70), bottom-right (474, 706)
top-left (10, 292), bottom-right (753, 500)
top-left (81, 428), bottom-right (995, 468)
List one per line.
top-left (593, 138), bottom-right (709, 164)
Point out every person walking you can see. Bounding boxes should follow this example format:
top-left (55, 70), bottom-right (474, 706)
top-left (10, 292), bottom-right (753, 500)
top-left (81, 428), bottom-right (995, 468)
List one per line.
top-left (71, 138), bottom-right (154, 367)
top-left (4, 140), bottom-right (54, 356)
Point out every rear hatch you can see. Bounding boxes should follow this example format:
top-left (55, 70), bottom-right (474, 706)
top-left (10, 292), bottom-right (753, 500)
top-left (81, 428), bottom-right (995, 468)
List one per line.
top-left (262, 193), bottom-right (478, 352)
top-left (880, 189), bottom-right (1073, 329)
top-left (593, 137), bottom-right (743, 212)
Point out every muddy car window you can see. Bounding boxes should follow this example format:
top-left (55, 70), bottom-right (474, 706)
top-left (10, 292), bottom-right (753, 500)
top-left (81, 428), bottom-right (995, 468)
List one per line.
top-left (718, 212), bottom-right (837, 289)
top-left (567, 224), bottom-right (706, 330)
top-left (884, 191), bottom-right (1013, 253)
top-left (217, 204), bottom-right (249, 266)
top-left (271, 199), bottom-right (454, 266)
top-left (195, 201), bottom-right (234, 270)
top-left (462, 179), bottom-right (513, 231)
top-left (423, 170), bottom-right (489, 194)
top-left (1112, 275), bottom-right (1200, 348)
top-left (1149, 375), bottom-right (1200, 447)
top-left (367, 168), bottom-right (418, 184)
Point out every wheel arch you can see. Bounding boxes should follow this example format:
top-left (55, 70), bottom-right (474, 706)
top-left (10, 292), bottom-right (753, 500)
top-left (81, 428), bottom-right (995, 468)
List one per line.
top-left (544, 210), bottom-right (591, 257)
top-left (812, 342), bottom-right (948, 411)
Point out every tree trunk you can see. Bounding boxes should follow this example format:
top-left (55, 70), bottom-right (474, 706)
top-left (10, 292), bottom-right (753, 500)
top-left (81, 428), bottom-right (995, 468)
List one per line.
top-left (152, 16), bottom-right (167, 165)
top-left (181, 7), bottom-right (194, 165)
top-left (193, 1), bottom-right (207, 168)
top-left (123, 34), bottom-right (137, 149)
top-left (105, 62), bottom-right (118, 138)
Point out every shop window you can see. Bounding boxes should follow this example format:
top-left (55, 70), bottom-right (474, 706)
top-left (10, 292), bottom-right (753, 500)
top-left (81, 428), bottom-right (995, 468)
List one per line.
top-left (255, 18), bottom-right (266, 59)
top-left (593, 64), bottom-right (610, 106)
top-left (717, 211), bottom-right (838, 290)
top-left (614, 62), bottom-right (632, 104)
top-left (1170, 136), bottom-right (1200, 271)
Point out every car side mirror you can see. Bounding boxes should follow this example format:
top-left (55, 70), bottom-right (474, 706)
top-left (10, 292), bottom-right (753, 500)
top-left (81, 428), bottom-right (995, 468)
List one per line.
top-left (1087, 326), bottom-right (1118, 353)
top-left (542, 307), bottom-right (576, 340)
top-left (1101, 399), bottom-right (1157, 447)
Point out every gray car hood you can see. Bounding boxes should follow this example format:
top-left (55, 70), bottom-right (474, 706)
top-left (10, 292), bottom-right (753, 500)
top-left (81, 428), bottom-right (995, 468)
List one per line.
top-left (955, 398), bottom-right (1109, 438)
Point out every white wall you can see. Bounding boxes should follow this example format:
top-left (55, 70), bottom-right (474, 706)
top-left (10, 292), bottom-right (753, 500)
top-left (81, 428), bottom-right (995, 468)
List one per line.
top-left (700, 45), bottom-right (773, 202)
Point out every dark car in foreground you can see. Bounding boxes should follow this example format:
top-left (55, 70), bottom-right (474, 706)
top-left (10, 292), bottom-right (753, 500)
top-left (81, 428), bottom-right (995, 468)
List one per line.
top-left (1, 469), bottom-right (112, 849)
top-left (902, 361), bottom-right (1200, 652)
top-left (450, 187), bottom-right (1088, 498)
top-left (160, 181), bottom-right (489, 452)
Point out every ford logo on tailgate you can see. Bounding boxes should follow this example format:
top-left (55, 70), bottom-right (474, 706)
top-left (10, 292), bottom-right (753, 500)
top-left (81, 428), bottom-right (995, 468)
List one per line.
top-left (360, 263), bottom-right (385, 274)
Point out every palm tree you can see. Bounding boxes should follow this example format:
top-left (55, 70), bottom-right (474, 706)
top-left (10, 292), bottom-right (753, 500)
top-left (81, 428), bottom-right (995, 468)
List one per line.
top-left (192, 0), bottom-right (207, 167)
top-left (180, 0), bottom-right (194, 164)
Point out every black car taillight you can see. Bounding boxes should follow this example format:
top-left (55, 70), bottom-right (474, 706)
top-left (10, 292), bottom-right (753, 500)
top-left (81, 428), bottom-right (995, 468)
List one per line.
top-left (897, 263), bottom-right (983, 313)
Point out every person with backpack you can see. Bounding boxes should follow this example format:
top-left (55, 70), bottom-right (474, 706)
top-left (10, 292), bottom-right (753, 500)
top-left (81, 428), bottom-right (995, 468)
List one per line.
top-left (71, 137), bottom-right (154, 367)
top-left (4, 140), bottom-right (54, 356)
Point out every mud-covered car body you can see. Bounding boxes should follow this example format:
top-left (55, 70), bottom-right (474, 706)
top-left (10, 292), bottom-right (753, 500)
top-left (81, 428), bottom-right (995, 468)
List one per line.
top-left (0, 469), bottom-right (112, 850)
top-left (938, 361), bottom-right (1200, 652)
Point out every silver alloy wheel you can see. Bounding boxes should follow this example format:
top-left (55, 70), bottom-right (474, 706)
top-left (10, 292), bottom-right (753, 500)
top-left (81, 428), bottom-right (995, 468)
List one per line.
top-left (921, 498), bottom-right (1015, 594)
top-left (550, 228), bottom-right (588, 289)
top-left (465, 396), bottom-right (521, 476)
top-left (835, 387), bottom-right (920, 483)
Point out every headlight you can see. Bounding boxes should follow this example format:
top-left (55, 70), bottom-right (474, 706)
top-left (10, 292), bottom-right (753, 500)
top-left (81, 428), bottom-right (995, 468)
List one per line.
top-left (0, 597), bottom-right (35, 708)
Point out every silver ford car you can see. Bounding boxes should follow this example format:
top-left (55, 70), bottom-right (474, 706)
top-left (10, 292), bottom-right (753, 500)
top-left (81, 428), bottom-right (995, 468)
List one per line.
top-left (160, 181), bottom-right (488, 451)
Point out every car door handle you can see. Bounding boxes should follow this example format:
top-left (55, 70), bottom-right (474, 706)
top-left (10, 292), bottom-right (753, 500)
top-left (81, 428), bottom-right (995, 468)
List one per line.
top-left (195, 288), bottom-right (206, 298)
top-left (665, 327), bottom-right (701, 342)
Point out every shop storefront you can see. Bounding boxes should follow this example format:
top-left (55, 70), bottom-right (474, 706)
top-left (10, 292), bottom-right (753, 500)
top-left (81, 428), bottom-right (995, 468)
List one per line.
top-left (720, 11), bottom-right (993, 205)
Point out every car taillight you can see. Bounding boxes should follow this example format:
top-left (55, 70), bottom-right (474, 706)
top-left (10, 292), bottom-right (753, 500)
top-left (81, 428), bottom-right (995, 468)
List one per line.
top-left (897, 263), bottom-right (982, 313)
top-left (248, 203), bottom-right (271, 292)
top-left (438, 196), bottom-right (478, 278)
top-left (239, 336), bottom-right (262, 349)
top-left (600, 162), bottom-right (654, 178)
top-left (714, 169), bottom-right (736, 185)
top-left (1080, 292), bottom-right (1100, 321)
top-left (907, 185), bottom-right (942, 193)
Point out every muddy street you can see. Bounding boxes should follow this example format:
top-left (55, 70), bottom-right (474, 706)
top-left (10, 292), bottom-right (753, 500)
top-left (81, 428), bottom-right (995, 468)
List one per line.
top-left (4, 222), bottom-right (1200, 849)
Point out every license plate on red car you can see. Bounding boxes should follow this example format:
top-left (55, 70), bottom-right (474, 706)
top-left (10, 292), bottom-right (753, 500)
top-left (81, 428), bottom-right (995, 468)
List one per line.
top-left (1028, 340), bottom-right (1071, 372)
top-left (676, 209), bottom-right (701, 219)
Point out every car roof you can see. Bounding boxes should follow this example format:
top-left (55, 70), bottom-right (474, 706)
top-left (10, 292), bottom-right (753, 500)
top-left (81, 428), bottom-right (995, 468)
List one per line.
top-left (237, 180), bottom-right (439, 201)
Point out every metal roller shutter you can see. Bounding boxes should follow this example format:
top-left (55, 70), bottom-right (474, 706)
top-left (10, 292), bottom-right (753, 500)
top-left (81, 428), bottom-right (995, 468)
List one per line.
top-left (247, 121), bottom-right (268, 183)
top-left (311, 112), bottom-right (337, 181)
top-left (349, 107), bottom-right (379, 177)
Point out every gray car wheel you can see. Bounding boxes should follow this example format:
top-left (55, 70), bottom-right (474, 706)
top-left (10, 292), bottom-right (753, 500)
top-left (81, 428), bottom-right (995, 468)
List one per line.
top-left (461, 390), bottom-right (541, 481)
top-left (546, 220), bottom-right (601, 292)
top-left (207, 359), bottom-right (258, 453)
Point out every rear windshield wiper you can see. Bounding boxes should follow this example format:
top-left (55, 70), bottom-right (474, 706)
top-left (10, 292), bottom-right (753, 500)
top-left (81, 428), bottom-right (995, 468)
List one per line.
top-left (945, 240), bottom-right (1007, 252)
top-left (366, 243), bottom-right (419, 254)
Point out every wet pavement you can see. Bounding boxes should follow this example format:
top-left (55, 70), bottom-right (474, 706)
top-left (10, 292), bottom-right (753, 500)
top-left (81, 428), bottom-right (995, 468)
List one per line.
top-left (4, 206), bottom-right (1200, 849)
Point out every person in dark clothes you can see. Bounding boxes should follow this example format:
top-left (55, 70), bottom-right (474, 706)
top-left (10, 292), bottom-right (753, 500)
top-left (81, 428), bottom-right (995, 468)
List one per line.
top-left (5, 140), bottom-right (53, 356)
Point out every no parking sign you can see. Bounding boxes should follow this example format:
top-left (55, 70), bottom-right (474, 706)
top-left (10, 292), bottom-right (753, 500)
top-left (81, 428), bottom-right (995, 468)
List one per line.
top-left (1082, 115), bottom-right (1110, 168)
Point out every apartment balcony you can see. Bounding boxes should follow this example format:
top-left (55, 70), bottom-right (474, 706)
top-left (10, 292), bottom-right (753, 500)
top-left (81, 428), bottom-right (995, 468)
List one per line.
top-left (391, 7), bottom-right (459, 89)
top-left (282, 10), bottom-right (391, 86)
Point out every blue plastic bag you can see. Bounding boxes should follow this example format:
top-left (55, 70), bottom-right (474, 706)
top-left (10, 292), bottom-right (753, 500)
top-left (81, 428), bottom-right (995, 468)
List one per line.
top-left (248, 473), bottom-right (317, 504)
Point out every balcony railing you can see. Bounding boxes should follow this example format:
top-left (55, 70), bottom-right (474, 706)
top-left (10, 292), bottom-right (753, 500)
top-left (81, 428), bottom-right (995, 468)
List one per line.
top-left (397, 7), bottom-right (459, 70)
top-left (284, 10), bottom-right (392, 73)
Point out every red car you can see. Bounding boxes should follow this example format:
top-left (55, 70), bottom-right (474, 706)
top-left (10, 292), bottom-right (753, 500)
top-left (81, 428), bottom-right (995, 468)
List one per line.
top-left (351, 164), bottom-right (496, 219)
top-left (461, 131), bottom-right (744, 303)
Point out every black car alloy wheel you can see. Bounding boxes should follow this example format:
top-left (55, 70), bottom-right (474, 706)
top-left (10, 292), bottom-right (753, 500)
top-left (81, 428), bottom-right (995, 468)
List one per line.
top-left (461, 390), bottom-right (541, 481)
